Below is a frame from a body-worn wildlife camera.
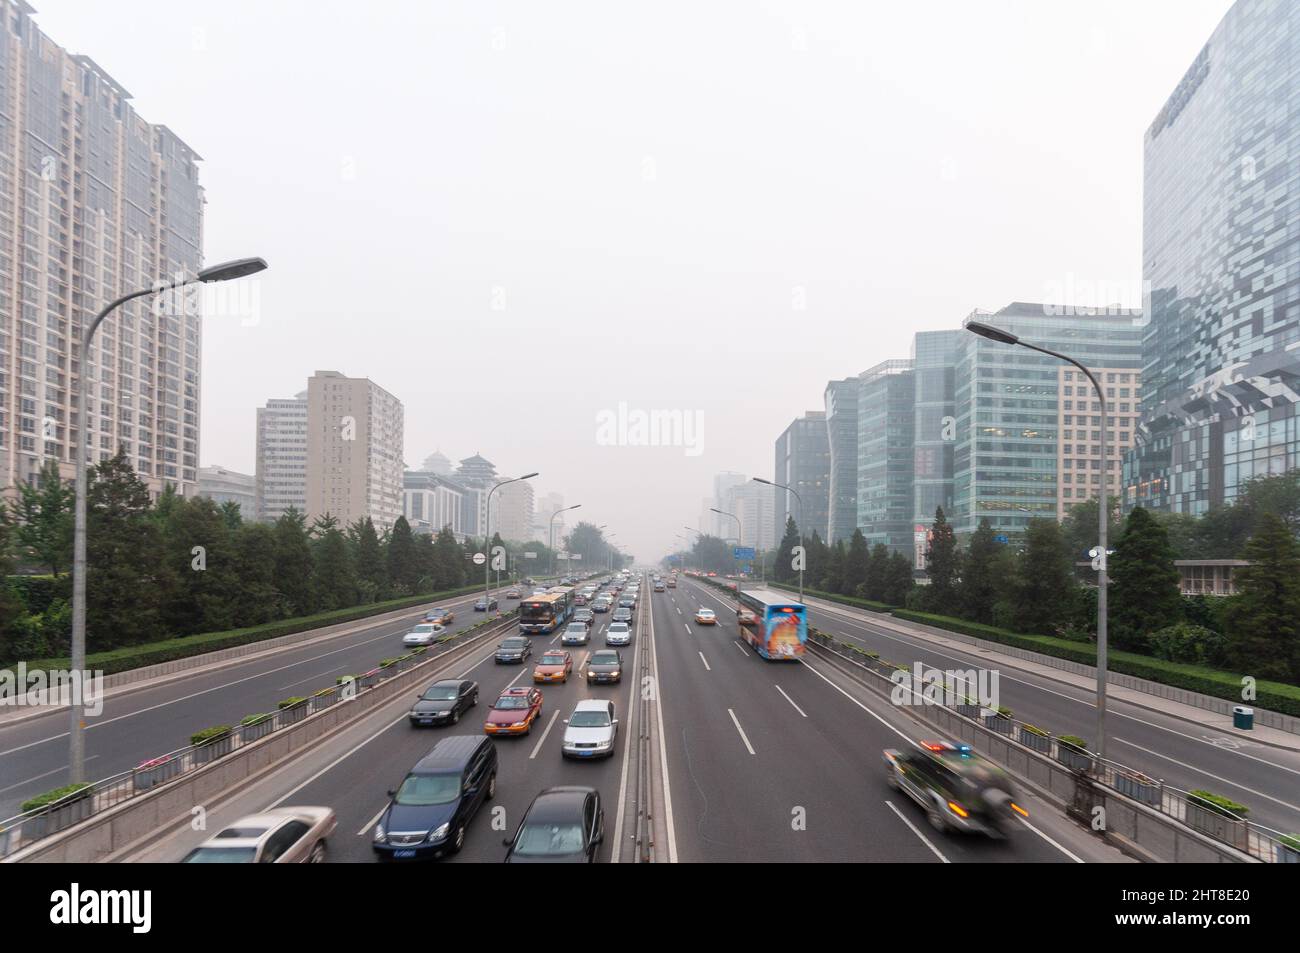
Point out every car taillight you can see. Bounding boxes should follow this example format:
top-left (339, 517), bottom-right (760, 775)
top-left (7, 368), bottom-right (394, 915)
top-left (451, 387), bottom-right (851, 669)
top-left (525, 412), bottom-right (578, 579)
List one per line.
top-left (946, 801), bottom-right (969, 819)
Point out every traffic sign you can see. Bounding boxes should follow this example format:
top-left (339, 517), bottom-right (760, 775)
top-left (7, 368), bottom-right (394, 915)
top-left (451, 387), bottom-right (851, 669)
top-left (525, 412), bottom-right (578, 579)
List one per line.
top-left (733, 546), bottom-right (755, 560)
top-left (993, 534), bottom-right (1009, 544)
top-left (472, 552), bottom-right (486, 565)
top-left (523, 551), bottom-right (537, 559)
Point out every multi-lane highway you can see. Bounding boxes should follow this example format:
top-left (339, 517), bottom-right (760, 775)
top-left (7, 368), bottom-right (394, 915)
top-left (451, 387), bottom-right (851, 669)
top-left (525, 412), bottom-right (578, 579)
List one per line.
top-left (771, 589), bottom-right (1300, 838)
top-left (124, 572), bottom-right (1128, 863)
top-left (0, 585), bottom-right (521, 820)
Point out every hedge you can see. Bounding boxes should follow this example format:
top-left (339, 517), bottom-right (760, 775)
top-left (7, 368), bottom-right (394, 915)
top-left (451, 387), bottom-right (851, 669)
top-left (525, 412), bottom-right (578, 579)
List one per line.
top-left (5, 583), bottom-right (488, 679)
top-left (21, 782), bottom-right (91, 813)
top-left (891, 608), bottom-right (1300, 718)
top-left (768, 582), bottom-right (896, 613)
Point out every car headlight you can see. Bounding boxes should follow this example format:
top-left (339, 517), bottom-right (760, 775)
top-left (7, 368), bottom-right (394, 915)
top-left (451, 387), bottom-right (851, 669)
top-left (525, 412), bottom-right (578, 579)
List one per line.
top-left (373, 824), bottom-right (386, 842)
top-left (511, 721), bottom-right (526, 728)
top-left (588, 670), bottom-right (596, 677)
top-left (429, 823), bottom-right (450, 842)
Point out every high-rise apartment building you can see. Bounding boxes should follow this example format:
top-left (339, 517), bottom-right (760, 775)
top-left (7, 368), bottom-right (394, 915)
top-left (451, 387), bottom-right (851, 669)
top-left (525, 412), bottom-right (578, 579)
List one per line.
top-left (1056, 366), bottom-right (1143, 520)
top-left (773, 411), bottom-right (829, 542)
top-left (495, 478), bottom-right (535, 543)
top-left (0, 4), bottom-right (204, 495)
top-left (952, 303), bottom-right (1142, 536)
top-left (198, 464), bottom-right (255, 516)
top-left (857, 360), bottom-right (915, 556)
top-left (823, 378), bottom-right (859, 543)
top-left (1125, 0), bottom-right (1300, 514)
top-left (304, 370), bottom-right (404, 530)
top-left (725, 480), bottom-right (776, 553)
top-left (403, 469), bottom-right (464, 538)
top-left (711, 471), bottom-right (746, 537)
top-left (255, 391), bottom-right (307, 522)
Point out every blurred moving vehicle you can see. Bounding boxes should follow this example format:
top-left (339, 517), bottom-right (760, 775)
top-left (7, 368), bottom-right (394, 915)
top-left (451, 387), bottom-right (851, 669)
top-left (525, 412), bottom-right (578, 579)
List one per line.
top-left (484, 687), bottom-right (543, 736)
top-left (409, 678), bottom-right (479, 727)
top-left (533, 649), bottom-right (573, 683)
top-left (374, 736), bottom-right (497, 860)
top-left (694, 608), bottom-right (717, 625)
top-left (403, 623), bottom-right (445, 647)
top-left (424, 607), bottom-right (455, 626)
top-left (182, 807), bottom-right (337, 863)
top-left (505, 588), bottom-right (521, 599)
top-left (562, 700), bottom-right (618, 759)
top-left (883, 741), bottom-right (1027, 838)
top-left (503, 787), bottom-right (604, 863)
top-left (474, 597), bottom-right (499, 612)
top-left (735, 589), bottom-right (807, 660)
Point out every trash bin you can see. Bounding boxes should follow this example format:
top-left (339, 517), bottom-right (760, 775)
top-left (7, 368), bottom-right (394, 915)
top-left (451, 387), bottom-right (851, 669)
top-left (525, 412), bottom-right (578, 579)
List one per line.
top-left (1232, 706), bottom-right (1254, 730)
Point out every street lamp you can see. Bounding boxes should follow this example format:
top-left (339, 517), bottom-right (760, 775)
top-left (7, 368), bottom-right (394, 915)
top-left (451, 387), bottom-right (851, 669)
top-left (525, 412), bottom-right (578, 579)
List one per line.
top-left (710, 507), bottom-right (741, 576)
top-left (967, 319), bottom-right (1112, 761)
top-left (755, 477), bottom-right (802, 602)
top-left (549, 504), bottom-right (581, 577)
top-left (486, 473), bottom-right (537, 608)
top-left (69, 257), bottom-right (267, 782)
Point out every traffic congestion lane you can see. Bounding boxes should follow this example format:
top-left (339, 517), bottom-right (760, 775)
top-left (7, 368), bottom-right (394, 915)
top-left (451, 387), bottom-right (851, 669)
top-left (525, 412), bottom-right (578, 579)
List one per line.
top-left (796, 592), bottom-right (1300, 837)
top-left (197, 607), bottom-right (638, 863)
top-left (669, 578), bottom-right (1102, 862)
top-left (651, 581), bottom-right (941, 862)
top-left (0, 586), bottom-right (519, 820)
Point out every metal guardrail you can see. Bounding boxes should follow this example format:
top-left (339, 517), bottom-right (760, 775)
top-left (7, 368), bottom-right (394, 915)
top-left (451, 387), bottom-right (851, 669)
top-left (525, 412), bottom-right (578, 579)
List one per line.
top-left (805, 629), bottom-right (1295, 863)
top-left (0, 610), bottom-right (520, 860)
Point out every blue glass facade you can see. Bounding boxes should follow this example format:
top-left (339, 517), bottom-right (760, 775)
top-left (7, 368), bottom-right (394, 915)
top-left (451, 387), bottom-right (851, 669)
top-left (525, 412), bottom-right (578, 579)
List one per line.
top-left (857, 360), bottom-right (915, 555)
top-left (1126, 0), bottom-right (1300, 514)
top-left (823, 378), bottom-right (859, 543)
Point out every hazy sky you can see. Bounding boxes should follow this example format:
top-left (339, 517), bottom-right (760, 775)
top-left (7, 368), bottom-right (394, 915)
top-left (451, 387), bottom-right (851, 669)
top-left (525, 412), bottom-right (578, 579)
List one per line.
top-left (38, 0), bottom-right (1232, 562)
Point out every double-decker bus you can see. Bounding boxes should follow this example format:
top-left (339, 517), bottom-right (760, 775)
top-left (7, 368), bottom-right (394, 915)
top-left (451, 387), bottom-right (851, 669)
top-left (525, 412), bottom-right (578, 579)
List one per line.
top-left (519, 592), bottom-right (572, 634)
top-left (734, 588), bottom-right (807, 660)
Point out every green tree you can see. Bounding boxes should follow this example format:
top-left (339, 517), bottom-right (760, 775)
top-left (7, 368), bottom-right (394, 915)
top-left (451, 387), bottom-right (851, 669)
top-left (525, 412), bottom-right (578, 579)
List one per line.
top-left (804, 530), bottom-right (828, 588)
top-left (273, 507), bottom-right (315, 616)
top-left (0, 503), bottom-right (30, 662)
top-left (996, 518), bottom-right (1074, 636)
top-left (85, 448), bottom-right (164, 649)
top-left (861, 543), bottom-right (891, 603)
top-left (160, 496), bottom-right (238, 636)
top-left (219, 500), bottom-right (244, 531)
top-left (844, 530), bottom-right (869, 595)
top-left (773, 516), bottom-right (798, 584)
top-left (1109, 506), bottom-right (1183, 651)
top-left (232, 522), bottom-right (286, 626)
top-left (13, 460), bottom-right (73, 577)
top-left (314, 525), bottom-right (358, 610)
top-left (432, 526), bottom-right (466, 590)
top-left (959, 517), bottom-right (1002, 624)
top-left (923, 507), bottom-right (960, 615)
top-left (1061, 495), bottom-right (1122, 564)
top-left (1224, 513), bottom-right (1300, 682)
top-left (386, 516), bottom-right (420, 594)
top-left (821, 540), bottom-right (845, 593)
top-left (882, 551), bottom-right (915, 606)
top-left (350, 517), bottom-right (386, 602)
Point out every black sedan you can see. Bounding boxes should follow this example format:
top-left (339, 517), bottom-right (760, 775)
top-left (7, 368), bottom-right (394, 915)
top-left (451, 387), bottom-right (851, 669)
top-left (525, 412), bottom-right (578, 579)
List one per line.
top-left (495, 636), bottom-right (533, 664)
top-left (409, 679), bottom-right (479, 727)
top-left (474, 597), bottom-right (499, 612)
top-left (503, 787), bottom-right (604, 863)
top-left (584, 649), bottom-right (622, 684)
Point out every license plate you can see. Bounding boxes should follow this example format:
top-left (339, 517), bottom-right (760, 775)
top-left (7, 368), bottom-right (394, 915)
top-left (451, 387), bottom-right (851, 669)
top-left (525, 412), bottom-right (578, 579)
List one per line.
top-left (393, 849), bottom-right (416, 858)
top-left (578, 751), bottom-right (593, 757)
top-left (419, 719), bottom-right (432, 725)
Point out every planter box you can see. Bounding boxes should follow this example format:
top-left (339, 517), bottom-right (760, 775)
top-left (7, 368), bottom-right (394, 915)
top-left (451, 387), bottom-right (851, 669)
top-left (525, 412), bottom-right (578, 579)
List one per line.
top-left (1277, 844), bottom-right (1300, 864)
top-left (1018, 729), bottom-right (1051, 753)
top-left (1056, 746), bottom-right (1093, 773)
top-left (46, 790), bottom-right (93, 833)
top-left (312, 692), bottom-right (339, 712)
top-left (241, 719), bottom-right (273, 743)
top-left (1184, 799), bottom-right (1249, 851)
top-left (359, 672), bottom-right (379, 690)
top-left (1114, 774), bottom-right (1161, 806)
top-left (193, 734), bottom-right (233, 765)
top-left (133, 758), bottom-right (182, 793)
top-left (278, 704), bottom-right (309, 726)
top-left (956, 704), bottom-right (983, 719)
top-left (983, 713), bottom-right (1013, 735)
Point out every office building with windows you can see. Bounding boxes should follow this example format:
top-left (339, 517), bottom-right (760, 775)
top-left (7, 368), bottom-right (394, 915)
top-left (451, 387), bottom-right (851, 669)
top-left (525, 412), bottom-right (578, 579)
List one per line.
top-left (823, 377), bottom-right (859, 543)
top-left (773, 411), bottom-right (829, 542)
top-left (857, 359), bottom-right (915, 556)
top-left (255, 391), bottom-right (307, 521)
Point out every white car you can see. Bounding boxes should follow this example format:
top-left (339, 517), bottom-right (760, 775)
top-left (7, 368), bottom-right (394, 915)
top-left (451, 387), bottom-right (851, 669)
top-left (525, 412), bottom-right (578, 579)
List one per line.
top-left (403, 623), bottom-right (444, 647)
top-left (561, 621), bottom-right (591, 645)
top-left (561, 699), bottom-right (619, 759)
top-left (181, 807), bottom-right (337, 863)
top-left (605, 622), bottom-right (631, 646)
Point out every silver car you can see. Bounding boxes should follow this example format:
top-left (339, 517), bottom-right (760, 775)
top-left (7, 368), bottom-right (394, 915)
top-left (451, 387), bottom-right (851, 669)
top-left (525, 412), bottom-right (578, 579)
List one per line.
top-left (403, 623), bottom-right (444, 647)
top-left (605, 622), bottom-right (631, 646)
top-left (181, 807), bottom-right (337, 863)
top-left (561, 700), bottom-right (619, 759)
top-left (561, 621), bottom-right (590, 645)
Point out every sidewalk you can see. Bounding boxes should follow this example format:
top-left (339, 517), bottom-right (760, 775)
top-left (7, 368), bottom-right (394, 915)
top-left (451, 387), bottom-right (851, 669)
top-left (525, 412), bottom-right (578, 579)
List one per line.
top-left (801, 593), bottom-right (1300, 754)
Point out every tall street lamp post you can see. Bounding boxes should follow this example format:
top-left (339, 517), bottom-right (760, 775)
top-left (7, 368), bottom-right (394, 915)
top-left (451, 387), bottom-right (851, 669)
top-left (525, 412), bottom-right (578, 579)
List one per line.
top-left (549, 504), bottom-right (581, 578)
top-left (486, 473), bottom-right (537, 610)
top-left (70, 257), bottom-right (267, 782)
top-left (966, 319), bottom-right (1111, 761)
top-left (754, 477), bottom-right (802, 602)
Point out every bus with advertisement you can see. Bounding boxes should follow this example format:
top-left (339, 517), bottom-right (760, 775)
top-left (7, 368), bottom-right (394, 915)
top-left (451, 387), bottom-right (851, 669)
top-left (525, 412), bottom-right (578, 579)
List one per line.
top-left (734, 588), bottom-right (807, 660)
top-left (519, 591), bottom-right (573, 634)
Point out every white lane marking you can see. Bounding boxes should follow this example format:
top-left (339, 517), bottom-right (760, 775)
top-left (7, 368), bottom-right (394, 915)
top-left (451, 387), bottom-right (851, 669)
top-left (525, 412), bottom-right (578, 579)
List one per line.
top-left (684, 623), bottom-right (691, 634)
top-left (357, 803), bottom-right (388, 837)
top-left (529, 710), bottom-right (561, 760)
top-left (0, 756), bottom-right (100, 795)
top-left (647, 586), bottom-right (678, 862)
top-left (799, 658), bottom-right (915, 746)
top-left (1114, 737), bottom-right (1300, 813)
top-left (698, 652), bottom-right (711, 671)
top-left (885, 800), bottom-right (949, 862)
top-left (1016, 816), bottom-right (1085, 862)
top-left (278, 664), bottom-right (347, 691)
top-left (733, 640), bottom-right (750, 656)
top-left (728, 708), bottom-right (755, 755)
top-left (775, 684), bottom-right (807, 717)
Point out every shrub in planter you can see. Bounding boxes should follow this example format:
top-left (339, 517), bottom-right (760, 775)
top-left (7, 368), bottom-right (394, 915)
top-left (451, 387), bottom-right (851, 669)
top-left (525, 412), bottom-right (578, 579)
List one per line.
top-left (1018, 723), bottom-right (1051, 753)
top-left (336, 675), bottom-right (357, 685)
top-left (22, 782), bottom-right (92, 835)
top-left (240, 713), bottom-right (274, 742)
top-left (277, 696), bottom-right (307, 710)
top-left (21, 782), bottom-right (91, 814)
top-left (1185, 790), bottom-right (1249, 849)
top-left (191, 725), bottom-right (233, 764)
top-left (1115, 771), bottom-right (1161, 805)
top-left (277, 696), bottom-right (308, 724)
top-left (379, 658), bottom-right (400, 668)
top-left (312, 687), bottom-right (338, 709)
top-left (1278, 834), bottom-right (1300, 864)
top-left (1056, 735), bottom-right (1093, 771)
top-left (983, 706), bottom-right (1013, 733)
